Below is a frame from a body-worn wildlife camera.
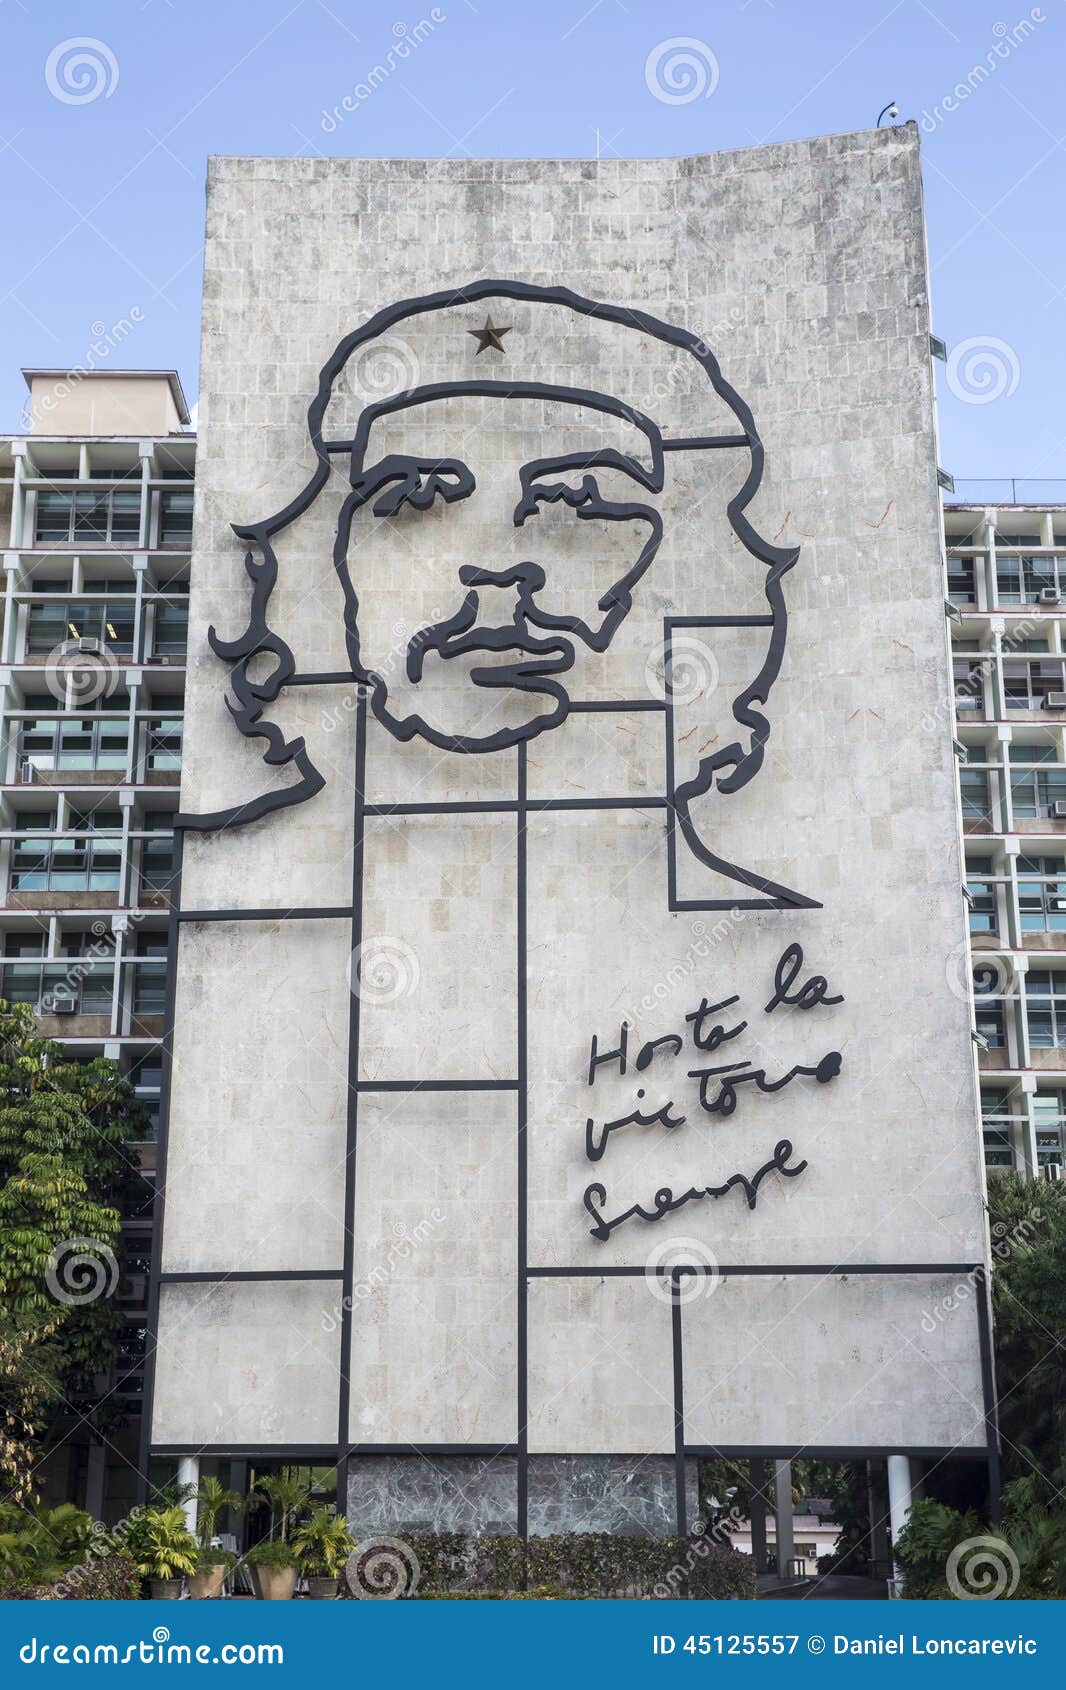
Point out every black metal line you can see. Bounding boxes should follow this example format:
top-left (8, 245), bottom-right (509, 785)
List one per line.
top-left (348, 1442), bottom-right (521, 1457)
top-left (150, 1441), bottom-right (988, 1463)
top-left (177, 906), bottom-right (352, 923)
top-left (154, 1445), bottom-right (340, 1460)
top-left (668, 615), bottom-right (775, 627)
top-left (363, 797), bottom-right (668, 817)
top-left (973, 1265), bottom-right (1002, 1523)
top-left (685, 1445), bottom-right (989, 1461)
top-left (138, 827), bottom-right (184, 1500)
top-left (517, 738), bottom-right (529, 1541)
top-left (671, 1272), bottom-right (687, 1537)
top-left (662, 435), bottom-right (750, 453)
top-left (158, 1270), bottom-right (343, 1284)
top-left (336, 693), bottom-right (368, 1510)
top-left (569, 699), bottom-right (666, 713)
top-left (355, 1079), bottom-right (519, 1093)
top-left (526, 1263), bottom-right (983, 1277)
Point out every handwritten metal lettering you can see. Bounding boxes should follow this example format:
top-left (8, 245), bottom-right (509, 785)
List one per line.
top-left (582, 1139), bottom-right (808, 1241)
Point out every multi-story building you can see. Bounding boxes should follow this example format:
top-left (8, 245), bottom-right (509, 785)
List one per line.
top-left (0, 368), bottom-right (193, 1520)
top-left (946, 486), bottom-right (1066, 1183)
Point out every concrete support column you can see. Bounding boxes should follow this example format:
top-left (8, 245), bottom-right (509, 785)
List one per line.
top-left (84, 1442), bottom-right (106, 1522)
top-left (177, 1455), bottom-right (199, 1537)
top-left (887, 1453), bottom-right (915, 1579)
top-left (747, 1459), bottom-right (768, 1573)
top-left (773, 1460), bottom-right (794, 1577)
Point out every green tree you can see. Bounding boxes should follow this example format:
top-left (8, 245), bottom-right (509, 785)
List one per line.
top-left (0, 1000), bottom-right (146, 1490)
top-left (986, 1171), bottom-right (1066, 1490)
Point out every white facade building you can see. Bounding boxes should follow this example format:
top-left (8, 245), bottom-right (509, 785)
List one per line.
top-left (141, 128), bottom-right (994, 1540)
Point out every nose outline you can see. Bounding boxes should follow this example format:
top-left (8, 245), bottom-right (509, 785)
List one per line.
top-left (457, 561), bottom-right (546, 633)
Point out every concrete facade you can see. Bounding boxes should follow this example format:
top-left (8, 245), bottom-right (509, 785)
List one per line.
top-left (150, 130), bottom-right (991, 1536)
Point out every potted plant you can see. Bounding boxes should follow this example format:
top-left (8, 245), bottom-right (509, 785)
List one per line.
top-left (244, 1470), bottom-right (313, 1601)
top-left (246, 1539), bottom-right (299, 1601)
top-left (189, 1477), bottom-right (242, 1600)
top-left (292, 1507), bottom-right (356, 1599)
top-left (135, 1507), bottom-right (198, 1599)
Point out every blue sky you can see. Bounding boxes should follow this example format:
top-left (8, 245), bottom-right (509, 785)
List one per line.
top-left (0, 0), bottom-right (1062, 484)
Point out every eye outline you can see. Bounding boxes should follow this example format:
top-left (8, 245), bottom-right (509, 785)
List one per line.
top-left (514, 451), bottom-right (660, 529)
top-left (357, 455), bottom-right (476, 518)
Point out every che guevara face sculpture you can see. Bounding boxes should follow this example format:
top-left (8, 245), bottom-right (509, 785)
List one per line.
top-left (183, 280), bottom-right (814, 912)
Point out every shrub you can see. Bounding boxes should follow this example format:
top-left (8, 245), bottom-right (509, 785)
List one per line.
top-left (393, 1531), bottom-right (755, 1600)
top-left (56, 1552), bottom-right (141, 1600)
top-left (196, 1546), bottom-right (237, 1571)
top-left (247, 1540), bottom-right (298, 1571)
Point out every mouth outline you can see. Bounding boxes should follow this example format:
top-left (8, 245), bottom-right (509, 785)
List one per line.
top-left (406, 589), bottom-right (576, 688)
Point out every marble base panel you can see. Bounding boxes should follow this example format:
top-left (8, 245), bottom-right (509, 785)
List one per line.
top-left (346, 1454), bottom-right (699, 1539)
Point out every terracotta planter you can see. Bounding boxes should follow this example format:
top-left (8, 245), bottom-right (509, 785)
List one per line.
top-left (252, 1564), bottom-right (297, 1601)
top-left (306, 1575), bottom-right (338, 1600)
top-left (189, 1564), bottom-right (227, 1600)
top-left (149, 1578), bottom-right (182, 1600)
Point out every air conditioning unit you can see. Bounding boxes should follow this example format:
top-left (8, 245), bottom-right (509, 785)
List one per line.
top-left (1043, 1162), bottom-right (1063, 1182)
top-left (1045, 692), bottom-right (1066, 709)
top-left (1040, 587), bottom-right (1061, 605)
top-left (157, 656), bottom-right (172, 666)
top-left (1051, 898), bottom-right (1066, 913)
top-left (1053, 802), bottom-right (1066, 820)
top-left (19, 759), bottom-right (36, 784)
top-left (76, 637), bottom-right (102, 654)
top-left (43, 998), bottom-right (76, 1016)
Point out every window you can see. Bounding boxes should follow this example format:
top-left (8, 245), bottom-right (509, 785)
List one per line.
top-left (981, 1087), bottom-right (1016, 1169)
top-left (140, 835), bottom-right (174, 893)
top-left (966, 856), bottom-right (997, 934)
top-left (159, 490), bottom-right (193, 545)
top-left (26, 600), bottom-right (135, 657)
top-left (0, 959), bottom-right (113, 1013)
top-left (10, 836), bottom-right (121, 892)
top-left (1008, 741), bottom-right (1058, 763)
top-left (151, 601), bottom-right (188, 657)
top-left (953, 656), bottom-right (986, 713)
top-left (1003, 659), bottom-right (1066, 711)
top-left (2, 933), bottom-right (46, 958)
top-left (1009, 763), bottom-right (1066, 820)
top-left (1033, 1092), bottom-right (1066, 1168)
top-left (1019, 855), bottom-right (1066, 932)
top-left (1026, 970), bottom-right (1066, 1047)
top-left (19, 717), bottom-right (128, 774)
top-left (34, 489), bottom-right (141, 547)
top-left (975, 1000), bottom-right (1006, 1048)
top-left (995, 555), bottom-right (1066, 605)
top-left (132, 963), bottom-right (166, 1015)
top-left (145, 718), bottom-right (182, 772)
top-left (960, 769), bottom-right (992, 824)
top-left (13, 809), bottom-right (56, 832)
top-left (947, 556), bottom-right (976, 603)
top-left (68, 806), bottom-right (123, 832)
